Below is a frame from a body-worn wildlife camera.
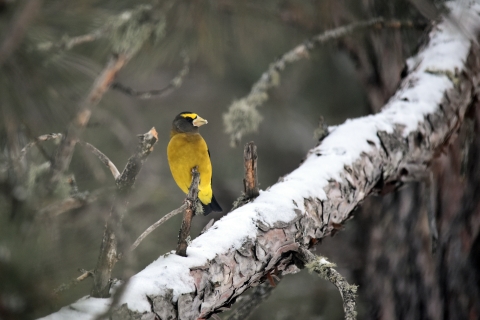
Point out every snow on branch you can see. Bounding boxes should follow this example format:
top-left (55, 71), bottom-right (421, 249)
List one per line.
top-left (41, 1), bottom-right (480, 319)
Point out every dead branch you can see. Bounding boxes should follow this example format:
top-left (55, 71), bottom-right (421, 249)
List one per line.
top-left (130, 204), bottom-right (187, 252)
top-left (243, 142), bottom-right (259, 199)
top-left (232, 141), bottom-right (260, 210)
top-left (300, 248), bottom-right (357, 320)
top-left (112, 52), bottom-right (190, 99)
top-left (18, 133), bottom-right (62, 162)
top-left (37, 187), bottom-right (107, 218)
top-left (91, 127), bottom-right (158, 298)
top-left (48, 53), bottom-right (130, 191)
top-left (176, 167), bottom-right (200, 257)
top-left (115, 128), bottom-right (158, 191)
top-left (223, 18), bottom-right (427, 147)
top-left (78, 141), bottom-right (120, 179)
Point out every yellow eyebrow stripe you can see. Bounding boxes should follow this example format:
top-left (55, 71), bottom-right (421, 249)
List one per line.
top-left (181, 113), bottom-right (198, 119)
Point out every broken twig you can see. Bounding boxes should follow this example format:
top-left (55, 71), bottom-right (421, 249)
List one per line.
top-left (231, 141), bottom-right (260, 210)
top-left (91, 127), bottom-right (158, 298)
top-left (53, 269), bottom-right (93, 296)
top-left (176, 167), bottom-right (200, 257)
top-left (243, 141), bottom-right (259, 198)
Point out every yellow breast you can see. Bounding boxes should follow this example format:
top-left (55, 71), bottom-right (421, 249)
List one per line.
top-left (167, 132), bottom-right (213, 205)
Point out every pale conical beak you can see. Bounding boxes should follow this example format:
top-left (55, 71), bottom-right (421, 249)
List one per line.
top-left (193, 116), bottom-right (208, 127)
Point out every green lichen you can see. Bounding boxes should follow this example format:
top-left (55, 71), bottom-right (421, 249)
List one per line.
top-left (223, 99), bottom-right (264, 147)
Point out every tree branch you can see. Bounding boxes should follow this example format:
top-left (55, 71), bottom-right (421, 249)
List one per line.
top-left (46, 4), bottom-right (166, 191)
top-left (130, 204), bottom-right (187, 252)
top-left (232, 141), bottom-right (260, 210)
top-left (223, 18), bottom-right (427, 147)
top-left (299, 248), bottom-right (357, 320)
top-left (78, 141), bottom-right (121, 180)
top-left (176, 167), bottom-right (200, 257)
top-left (243, 142), bottom-right (259, 199)
top-left (112, 52), bottom-right (190, 99)
top-left (48, 53), bottom-right (130, 191)
top-left (17, 133), bottom-right (62, 162)
top-left (91, 127), bottom-right (158, 298)
top-left (53, 269), bottom-right (94, 296)
top-left (37, 187), bottom-right (107, 218)
top-left (115, 128), bottom-right (158, 191)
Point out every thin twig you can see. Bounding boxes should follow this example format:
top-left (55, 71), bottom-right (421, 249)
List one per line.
top-left (53, 269), bottom-right (93, 296)
top-left (37, 187), bottom-right (108, 218)
top-left (112, 52), bottom-right (190, 99)
top-left (130, 204), bottom-right (187, 251)
top-left (176, 167), bottom-right (200, 257)
top-left (78, 141), bottom-right (120, 179)
top-left (17, 133), bottom-right (62, 162)
top-left (223, 18), bottom-right (427, 146)
top-left (299, 248), bottom-right (358, 320)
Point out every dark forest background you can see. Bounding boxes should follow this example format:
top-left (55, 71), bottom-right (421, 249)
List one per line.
top-left (1, 1), bottom-right (479, 319)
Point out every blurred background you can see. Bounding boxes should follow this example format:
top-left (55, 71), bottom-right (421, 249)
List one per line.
top-left (2, 1), bottom-right (479, 320)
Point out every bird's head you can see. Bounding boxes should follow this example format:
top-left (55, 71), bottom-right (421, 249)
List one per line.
top-left (172, 112), bottom-right (208, 133)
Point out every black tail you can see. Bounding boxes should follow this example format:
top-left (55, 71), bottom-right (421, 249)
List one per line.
top-left (201, 194), bottom-right (223, 215)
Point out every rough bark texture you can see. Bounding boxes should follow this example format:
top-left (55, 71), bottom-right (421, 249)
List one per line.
top-left (243, 142), bottom-right (259, 199)
top-left (176, 168), bottom-right (200, 257)
top-left (330, 1), bottom-right (480, 319)
top-left (358, 109), bottom-right (480, 320)
top-left (106, 13), bottom-right (480, 319)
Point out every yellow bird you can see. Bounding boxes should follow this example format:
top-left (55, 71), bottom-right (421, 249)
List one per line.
top-left (167, 112), bottom-right (222, 215)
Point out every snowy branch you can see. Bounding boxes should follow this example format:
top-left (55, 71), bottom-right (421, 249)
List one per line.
top-left (41, 1), bottom-right (480, 319)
